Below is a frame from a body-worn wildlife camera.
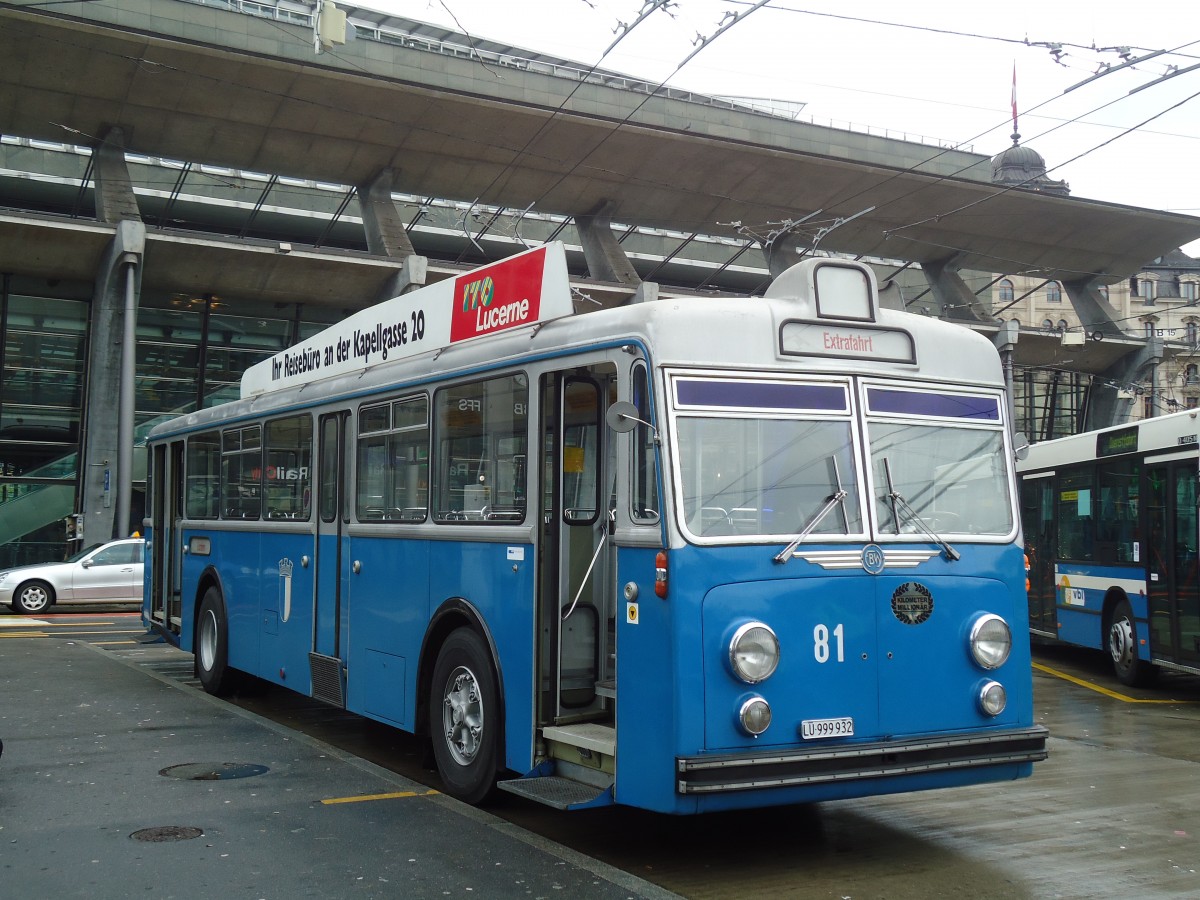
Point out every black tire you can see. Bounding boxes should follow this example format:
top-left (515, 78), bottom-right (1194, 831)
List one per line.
top-left (13, 580), bottom-right (54, 614)
top-left (195, 587), bottom-right (240, 696)
top-left (1108, 599), bottom-right (1159, 687)
top-left (429, 628), bottom-right (500, 805)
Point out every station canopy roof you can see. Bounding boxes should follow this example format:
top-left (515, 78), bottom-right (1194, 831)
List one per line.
top-left (1, 2), bottom-right (1199, 289)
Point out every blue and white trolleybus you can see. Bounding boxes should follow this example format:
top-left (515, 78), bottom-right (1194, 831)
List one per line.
top-left (143, 243), bottom-right (1047, 813)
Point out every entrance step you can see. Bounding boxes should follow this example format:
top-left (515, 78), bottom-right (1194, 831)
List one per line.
top-left (496, 774), bottom-right (611, 810)
top-left (542, 723), bottom-right (615, 756)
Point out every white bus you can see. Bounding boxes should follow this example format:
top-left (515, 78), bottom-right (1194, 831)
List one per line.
top-left (1017, 410), bottom-right (1200, 685)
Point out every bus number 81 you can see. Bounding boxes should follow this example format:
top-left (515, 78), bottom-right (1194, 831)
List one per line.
top-left (814, 623), bottom-right (845, 663)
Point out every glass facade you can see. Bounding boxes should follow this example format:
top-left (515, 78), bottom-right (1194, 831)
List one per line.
top-left (0, 275), bottom-right (350, 568)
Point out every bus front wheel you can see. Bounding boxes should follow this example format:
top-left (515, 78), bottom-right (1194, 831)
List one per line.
top-left (196, 587), bottom-right (239, 696)
top-left (1108, 599), bottom-right (1158, 687)
top-left (429, 628), bottom-right (499, 805)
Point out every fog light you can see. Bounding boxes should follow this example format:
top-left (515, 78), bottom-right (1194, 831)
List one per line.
top-left (738, 697), bottom-right (772, 736)
top-left (978, 680), bottom-right (1007, 717)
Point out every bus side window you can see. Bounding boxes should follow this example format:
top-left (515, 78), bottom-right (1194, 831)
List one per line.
top-left (265, 415), bottom-right (313, 520)
top-left (1096, 460), bottom-right (1138, 562)
top-left (433, 374), bottom-right (528, 523)
top-left (1055, 471), bottom-right (1094, 561)
top-left (185, 431), bottom-right (220, 519)
top-left (221, 425), bottom-right (262, 520)
top-left (356, 396), bottom-right (428, 522)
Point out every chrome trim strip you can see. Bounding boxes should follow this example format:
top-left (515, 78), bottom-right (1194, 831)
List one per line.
top-left (793, 549), bottom-right (938, 569)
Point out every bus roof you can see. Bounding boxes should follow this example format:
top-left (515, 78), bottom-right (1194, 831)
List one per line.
top-left (153, 248), bottom-right (1006, 439)
top-left (1018, 409), bottom-right (1200, 472)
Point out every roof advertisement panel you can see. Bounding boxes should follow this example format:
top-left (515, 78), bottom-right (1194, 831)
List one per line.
top-left (241, 242), bottom-right (572, 397)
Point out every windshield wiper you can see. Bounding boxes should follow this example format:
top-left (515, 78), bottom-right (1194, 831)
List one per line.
top-left (881, 458), bottom-right (960, 562)
top-left (774, 457), bottom-right (848, 564)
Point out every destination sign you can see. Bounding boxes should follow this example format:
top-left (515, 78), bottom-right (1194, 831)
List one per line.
top-left (779, 321), bottom-right (915, 364)
top-left (241, 243), bottom-right (573, 397)
top-left (1096, 425), bottom-right (1138, 458)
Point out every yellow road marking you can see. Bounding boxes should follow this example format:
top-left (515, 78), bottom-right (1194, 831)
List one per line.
top-left (1033, 661), bottom-right (1198, 703)
top-left (0, 630), bottom-right (140, 640)
top-left (15, 629), bottom-right (144, 636)
top-left (321, 789), bottom-right (440, 805)
top-left (29, 621), bottom-right (133, 627)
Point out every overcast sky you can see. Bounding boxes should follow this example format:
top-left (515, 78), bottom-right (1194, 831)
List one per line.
top-left (361, 0), bottom-right (1200, 254)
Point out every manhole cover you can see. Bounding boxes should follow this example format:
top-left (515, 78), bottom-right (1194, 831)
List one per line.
top-left (159, 762), bottom-right (270, 781)
top-left (131, 825), bottom-right (204, 843)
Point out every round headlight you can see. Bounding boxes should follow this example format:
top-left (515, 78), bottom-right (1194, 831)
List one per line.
top-left (729, 622), bottom-right (780, 684)
top-left (978, 680), bottom-right (1007, 717)
top-left (970, 614), bottom-right (1012, 670)
top-left (738, 696), bottom-right (772, 736)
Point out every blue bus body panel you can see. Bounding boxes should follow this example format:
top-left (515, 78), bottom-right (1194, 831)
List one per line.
top-left (425, 537), bottom-right (538, 774)
top-left (165, 528), bottom-right (539, 774)
top-left (615, 541), bottom-right (1035, 814)
top-left (343, 535), bottom-right (431, 729)
top-left (1053, 562), bottom-right (1149, 656)
top-left (258, 531), bottom-right (317, 693)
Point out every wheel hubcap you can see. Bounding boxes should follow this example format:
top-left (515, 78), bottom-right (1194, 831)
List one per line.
top-left (442, 665), bottom-right (483, 766)
top-left (199, 609), bottom-right (217, 671)
top-left (20, 587), bottom-right (48, 611)
top-left (1109, 617), bottom-right (1134, 671)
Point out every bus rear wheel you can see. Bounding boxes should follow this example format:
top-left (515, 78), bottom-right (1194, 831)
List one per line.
top-left (196, 587), bottom-right (240, 696)
top-left (429, 628), bottom-right (499, 805)
top-left (1108, 599), bottom-right (1158, 687)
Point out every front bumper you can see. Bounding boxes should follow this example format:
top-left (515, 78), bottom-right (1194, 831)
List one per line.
top-left (677, 725), bottom-right (1049, 794)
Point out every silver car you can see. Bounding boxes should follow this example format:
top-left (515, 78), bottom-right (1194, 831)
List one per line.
top-left (0, 538), bottom-right (144, 614)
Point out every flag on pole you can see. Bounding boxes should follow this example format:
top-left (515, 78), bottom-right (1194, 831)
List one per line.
top-left (1011, 63), bottom-right (1018, 134)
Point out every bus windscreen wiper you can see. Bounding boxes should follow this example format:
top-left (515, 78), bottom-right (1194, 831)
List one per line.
top-left (882, 458), bottom-right (960, 562)
top-left (774, 457), bottom-right (848, 564)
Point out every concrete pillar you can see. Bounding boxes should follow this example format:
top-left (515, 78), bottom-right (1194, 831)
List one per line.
top-left (764, 232), bottom-right (808, 280)
top-left (80, 220), bottom-right (145, 543)
top-left (1063, 278), bottom-right (1125, 339)
top-left (921, 256), bottom-right (997, 324)
top-left (373, 255), bottom-right (429, 302)
top-left (357, 169), bottom-right (427, 297)
top-left (357, 168), bottom-right (417, 258)
top-left (1086, 337), bottom-right (1163, 430)
top-left (576, 201), bottom-right (641, 285)
top-left (92, 127), bottom-right (141, 224)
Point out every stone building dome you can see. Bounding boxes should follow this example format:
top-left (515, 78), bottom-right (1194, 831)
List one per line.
top-left (990, 133), bottom-right (1070, 196)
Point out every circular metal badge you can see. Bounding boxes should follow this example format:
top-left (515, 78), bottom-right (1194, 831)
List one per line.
top-left (891, 582), bottom-right (934, 625)
top-left (861, 544), bottom-right (886, 575)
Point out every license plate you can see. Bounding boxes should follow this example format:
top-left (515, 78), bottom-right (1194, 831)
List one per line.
top-left (800, 716), bottom-right (854, 740)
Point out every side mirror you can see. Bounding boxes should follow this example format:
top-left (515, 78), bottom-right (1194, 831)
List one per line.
top-left (1013, 431), bottom-right (1030, 462)
top-left (81, 559), bottom-right (93, 568)
top-left (606, 400), bottom-right (653, 435)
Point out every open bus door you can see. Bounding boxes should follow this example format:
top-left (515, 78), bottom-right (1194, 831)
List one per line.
top-left (503, 364), bottom-right (618, 808)
top-left (310, 411), bottom-right (349, 706)
top-left (148, 439), bottom-right (184, 636)
top-left (1020, 475), bottom-right (1057, 638)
